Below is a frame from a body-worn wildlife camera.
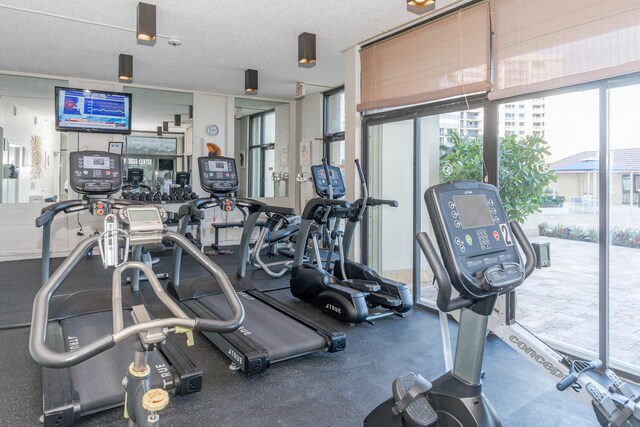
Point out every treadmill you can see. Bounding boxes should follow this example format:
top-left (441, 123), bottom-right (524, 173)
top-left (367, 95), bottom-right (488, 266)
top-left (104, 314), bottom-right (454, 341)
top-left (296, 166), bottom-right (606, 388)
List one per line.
top-left (168, 155), bottom-right (346, 375)
top-left (34, 151), bottom-right (202, 426)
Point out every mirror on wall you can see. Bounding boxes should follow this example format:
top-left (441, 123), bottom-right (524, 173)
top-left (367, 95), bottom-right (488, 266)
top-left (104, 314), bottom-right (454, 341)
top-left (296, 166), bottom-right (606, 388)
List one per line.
top-left (122, 87), bottom-right (193, 197)
top-left (0, 74), bottom-right (68, 203)
top-left (234, 98), bottom-right (290, 198)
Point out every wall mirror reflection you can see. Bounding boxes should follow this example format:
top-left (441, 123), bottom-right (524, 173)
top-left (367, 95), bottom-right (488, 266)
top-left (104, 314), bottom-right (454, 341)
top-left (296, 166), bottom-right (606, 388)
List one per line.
top-left (122, 87), bottom-right (194, 201)
top-left (0, 74), bottom-right (68, 203)
top-left (234, 98), bottom-right (290, 198)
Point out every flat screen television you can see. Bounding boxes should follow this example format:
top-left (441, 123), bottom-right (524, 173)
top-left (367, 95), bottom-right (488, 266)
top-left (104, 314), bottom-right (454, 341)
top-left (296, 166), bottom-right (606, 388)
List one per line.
top-left (55, 87), bottom-right (132, 134)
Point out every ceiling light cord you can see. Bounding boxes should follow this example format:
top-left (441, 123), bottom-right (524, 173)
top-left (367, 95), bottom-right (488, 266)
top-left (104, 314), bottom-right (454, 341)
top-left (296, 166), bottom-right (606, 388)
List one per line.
top-left (0, 4), bottom-right (170, 39)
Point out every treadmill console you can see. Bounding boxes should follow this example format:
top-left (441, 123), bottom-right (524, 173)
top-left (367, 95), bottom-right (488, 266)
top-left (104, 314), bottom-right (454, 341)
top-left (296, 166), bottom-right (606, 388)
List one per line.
top-left (198, 156), bottom-right (239, 195)
top-left (70, 151), bottom-right (122, 195)
top-left (311, 165), bottom-right (346, 199)
top-left (425, 181), bottom-right (525, 299)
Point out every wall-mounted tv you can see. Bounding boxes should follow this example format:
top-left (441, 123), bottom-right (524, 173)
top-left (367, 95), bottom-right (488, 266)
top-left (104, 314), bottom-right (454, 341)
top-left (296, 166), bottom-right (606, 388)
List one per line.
top-left (55, 87), bottom-right (132, 134)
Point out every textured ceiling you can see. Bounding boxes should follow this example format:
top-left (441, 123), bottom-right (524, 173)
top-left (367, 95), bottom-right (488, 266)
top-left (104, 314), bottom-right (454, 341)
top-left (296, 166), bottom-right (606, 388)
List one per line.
top-left (0, 1), bottom-right (456, 101)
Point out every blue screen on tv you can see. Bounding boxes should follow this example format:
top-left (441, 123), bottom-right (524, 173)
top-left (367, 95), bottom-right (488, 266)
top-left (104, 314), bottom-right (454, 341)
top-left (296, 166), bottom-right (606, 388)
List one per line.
top-left (55, 87), bottom-right (132, 134)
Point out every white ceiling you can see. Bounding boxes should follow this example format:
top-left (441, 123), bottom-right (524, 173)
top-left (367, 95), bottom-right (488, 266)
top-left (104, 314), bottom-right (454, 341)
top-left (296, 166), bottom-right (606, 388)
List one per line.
top-left (0, 0), bottom-right (458, 101)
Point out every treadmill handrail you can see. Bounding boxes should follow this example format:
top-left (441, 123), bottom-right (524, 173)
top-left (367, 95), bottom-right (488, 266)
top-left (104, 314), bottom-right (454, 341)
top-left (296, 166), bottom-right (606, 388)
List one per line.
top-left (36, 199), bottom-right (87, 227)
top-left (30, 231), bottom-right (244, 368)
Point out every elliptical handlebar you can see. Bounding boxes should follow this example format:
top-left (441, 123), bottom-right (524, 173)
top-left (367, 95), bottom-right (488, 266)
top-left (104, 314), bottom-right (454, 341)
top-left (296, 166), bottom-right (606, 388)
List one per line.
top-left (30, 231), bottom-right (244, 369)
top-left (368, 198), bottom-right (398, 208)
top-left (354, 159), bottom-right (368, 222)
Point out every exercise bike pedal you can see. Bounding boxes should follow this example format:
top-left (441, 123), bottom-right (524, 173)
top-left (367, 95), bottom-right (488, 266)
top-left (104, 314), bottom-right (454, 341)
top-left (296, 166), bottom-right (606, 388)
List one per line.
top-left (606, 369), bottom-right (637, 399)
top-left (342, 279), bottom-right (380, 293)
top-left (391, 372), bottom-right (438, 426)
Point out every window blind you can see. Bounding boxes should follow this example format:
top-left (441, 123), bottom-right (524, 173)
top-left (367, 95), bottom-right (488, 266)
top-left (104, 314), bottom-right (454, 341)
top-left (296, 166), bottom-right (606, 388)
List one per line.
top-left (490, 0), bottom-right (640, 100)
top-left (358, 3), bottom-right (490, 112)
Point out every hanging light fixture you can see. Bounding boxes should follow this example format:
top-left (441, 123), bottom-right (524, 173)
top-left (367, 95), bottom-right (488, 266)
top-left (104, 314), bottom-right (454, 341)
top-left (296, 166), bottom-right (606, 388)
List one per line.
top-left (174, 114), bottom-right (182, 127)
top-left (245, 69), bottom-right (258, 95)
top-left (157, 126), bottom-right (163, 136)
top-left (136, 2), bottom-right (156, 43)
top-left (407, 0), bottom-right (436, 14)
top-left (118, 54), bottom-right (133, 82)
top-left (162, 121), bottom-right (169, 132)
top-left (298, 32), bottom-right (316, 68)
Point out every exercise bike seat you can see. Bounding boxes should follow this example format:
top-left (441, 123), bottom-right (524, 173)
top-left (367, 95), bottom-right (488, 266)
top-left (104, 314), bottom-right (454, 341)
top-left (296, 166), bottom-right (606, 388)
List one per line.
top-left (392, 372), bottom-right (438, 427)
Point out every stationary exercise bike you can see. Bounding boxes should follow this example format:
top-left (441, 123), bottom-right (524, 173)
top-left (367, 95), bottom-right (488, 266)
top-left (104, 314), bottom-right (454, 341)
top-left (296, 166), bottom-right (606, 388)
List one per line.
top-left (30, 204), bottom-right (244, 426)
top-left (365, 180), bottom-right (640, 426)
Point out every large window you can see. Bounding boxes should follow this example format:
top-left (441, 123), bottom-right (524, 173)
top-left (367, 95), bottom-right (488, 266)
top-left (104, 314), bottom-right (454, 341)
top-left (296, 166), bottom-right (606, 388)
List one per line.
top-left (323, 87), bottom-right (346, 172)
top-left (362, 76), bottom-right (640, 377)
top-left (499, 91), bottom-right (600, 354)
top-left (248, 111), bottom-right (276, 198)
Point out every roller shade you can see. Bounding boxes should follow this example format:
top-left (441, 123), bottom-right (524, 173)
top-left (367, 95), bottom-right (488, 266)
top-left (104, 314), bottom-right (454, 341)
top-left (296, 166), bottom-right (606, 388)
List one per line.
top-left (490, 0), bottom-right (640, 100)
top-left (358, 2), bottom-right (490, 112)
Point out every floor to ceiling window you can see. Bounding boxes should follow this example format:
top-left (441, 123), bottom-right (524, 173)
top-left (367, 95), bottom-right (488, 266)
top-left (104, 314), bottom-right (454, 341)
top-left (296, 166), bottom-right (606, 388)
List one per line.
top-left (608, 80), bottom-right (640, 370)
top-left (498, 91), bottom-right (601, 355)
top-left (418, 108), bottom-right (485, 303)
top-left (366, 119), bottom-right (415, 293)
top-left (248, 110), bottom-right (276, 198)
top-left (324, 87), bottom-right (346, 172)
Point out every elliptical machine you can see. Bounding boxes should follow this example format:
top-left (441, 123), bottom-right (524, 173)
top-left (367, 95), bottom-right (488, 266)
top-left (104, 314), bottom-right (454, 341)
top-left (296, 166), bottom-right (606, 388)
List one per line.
top-left (290, 160), bottom-right (371, 324)
top-left (365, 180), bottom-right (640, 427)
top-left (331, 160), bottom-right (413, 315)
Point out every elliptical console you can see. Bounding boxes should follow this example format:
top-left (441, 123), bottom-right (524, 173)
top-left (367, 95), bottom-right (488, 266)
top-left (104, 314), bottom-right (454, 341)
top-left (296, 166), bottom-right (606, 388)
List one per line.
top-left (310, 164), bottom-right (346, 199)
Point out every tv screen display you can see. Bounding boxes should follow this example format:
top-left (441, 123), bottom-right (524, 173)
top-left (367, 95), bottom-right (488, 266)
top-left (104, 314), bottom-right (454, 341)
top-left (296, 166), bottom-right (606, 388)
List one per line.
top-left (55, 87), bottom-right (132, 134)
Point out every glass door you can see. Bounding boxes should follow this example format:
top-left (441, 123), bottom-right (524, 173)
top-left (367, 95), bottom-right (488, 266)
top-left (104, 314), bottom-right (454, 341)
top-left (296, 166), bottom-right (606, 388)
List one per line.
top-left (418, 108), bottom-right (485, 305)
top-left (367, 119), bottom-right (415, 294)
top-left (501, 90), bottom-right (600, 355)
top-left (609, 81), bottom-right (640, 370)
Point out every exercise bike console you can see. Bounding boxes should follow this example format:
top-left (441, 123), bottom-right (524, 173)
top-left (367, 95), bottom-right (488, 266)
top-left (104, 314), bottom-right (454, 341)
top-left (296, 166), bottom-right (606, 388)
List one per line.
top-left (425, 181), bottom-right (524, 299)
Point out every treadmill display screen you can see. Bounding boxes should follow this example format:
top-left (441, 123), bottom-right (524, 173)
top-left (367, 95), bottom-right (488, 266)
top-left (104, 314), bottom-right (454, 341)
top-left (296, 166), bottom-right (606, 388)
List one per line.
top-left (83, 156), bottom-right (110, 170)
top-left (208, 160), bottom-right (229, 172)
top-left (128, 209), bottom-right (160, 223)
top-left (453, 194), bottom-right (494, 229)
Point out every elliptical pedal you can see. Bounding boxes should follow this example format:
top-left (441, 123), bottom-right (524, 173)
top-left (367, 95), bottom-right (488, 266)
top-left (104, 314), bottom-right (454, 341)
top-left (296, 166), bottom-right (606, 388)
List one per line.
top-left (367, 291), bottom-right (403, 308)
top-left (391, 372), bottom-right (438, 426)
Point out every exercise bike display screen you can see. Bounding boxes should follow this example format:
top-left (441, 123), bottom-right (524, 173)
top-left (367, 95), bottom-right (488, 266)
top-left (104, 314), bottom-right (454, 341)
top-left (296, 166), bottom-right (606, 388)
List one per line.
top-left (453, 195), bottom-right (494, 229)
top-left (83, 156), bottom-right (110, 170)
top-left (69, 151), bottom-right (122, 195)
top-left (198, 156), bottom-right (239, 194)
